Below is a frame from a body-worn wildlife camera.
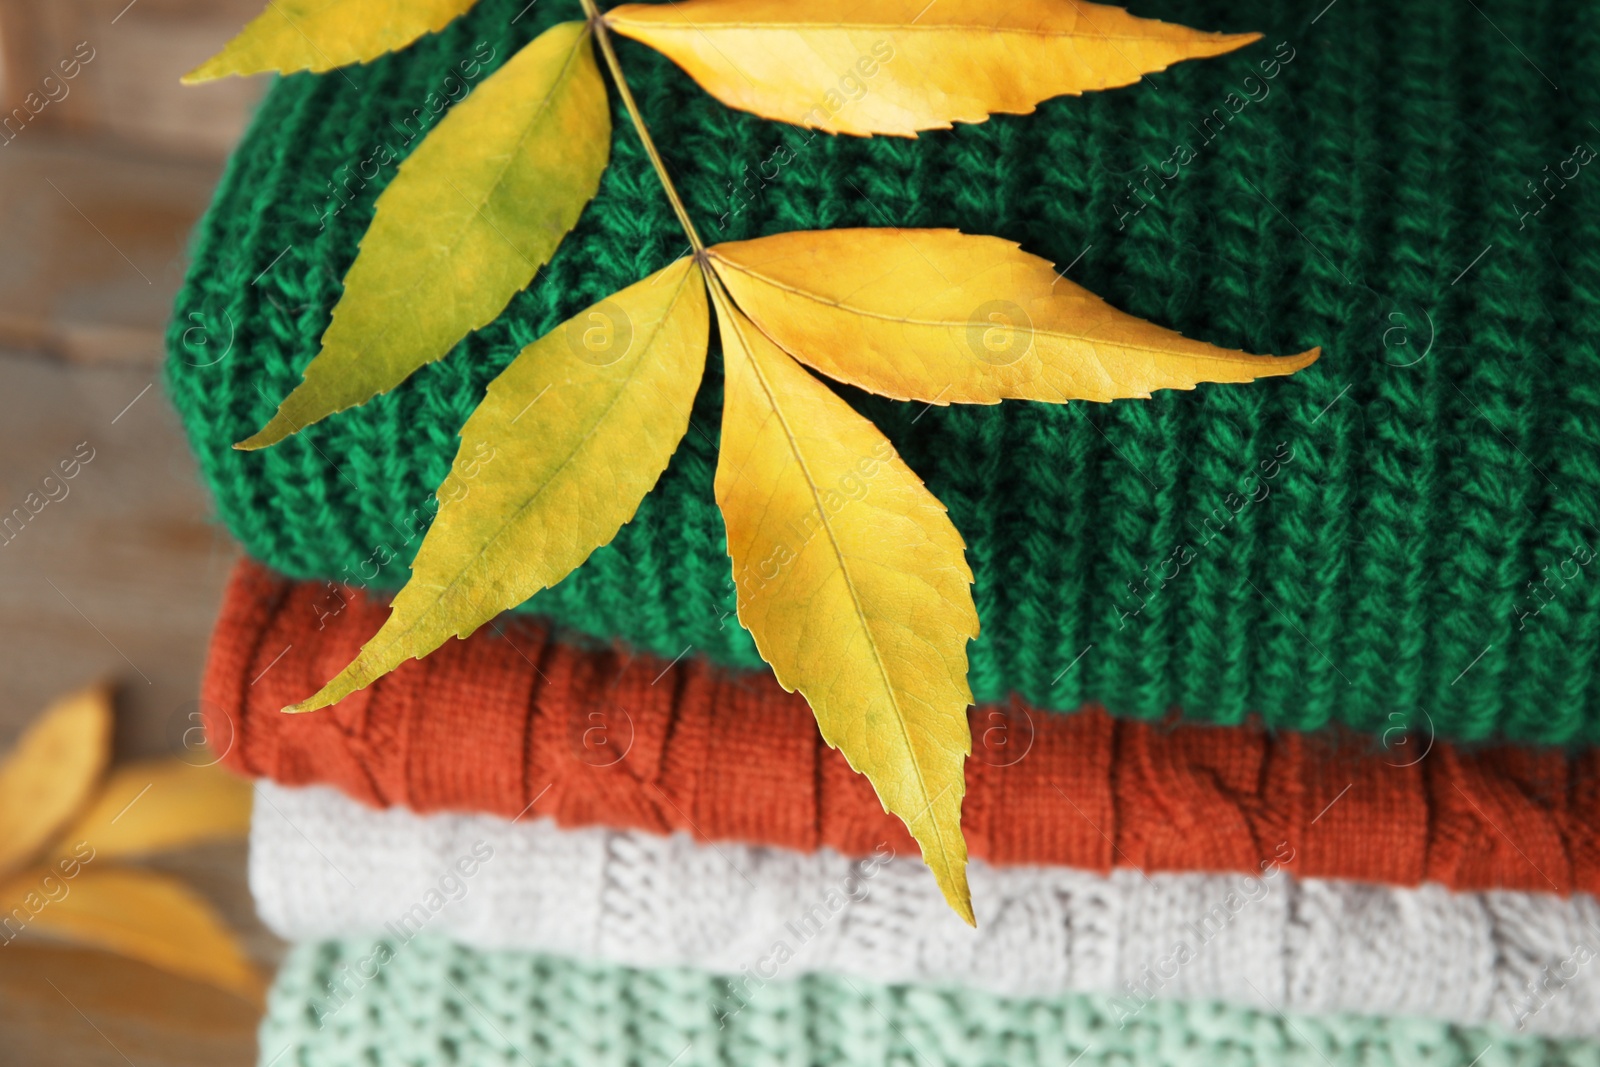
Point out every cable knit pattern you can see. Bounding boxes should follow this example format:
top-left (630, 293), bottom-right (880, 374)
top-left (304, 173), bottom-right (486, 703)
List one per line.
top-left (209, 562), bottom-right (1600, 894)
top-left (252, 781), bottom-right (1600, 1037)
top-left (166, 0), bottom-right (1600, 745)
top-left (263, 936), bottom-right (1600, 1067)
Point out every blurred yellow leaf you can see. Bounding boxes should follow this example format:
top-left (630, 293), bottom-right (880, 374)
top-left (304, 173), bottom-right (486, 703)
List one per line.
top-left (50, 760), bottom-right (251, 863)
top-left (709, 229), bottom-right (1319, 404)
top-left (239, 21), bottom-right (611, 449)
top-left (289, 257), bottom-right (711, 713)
top-left (606, 0), bottom-right (1258, 136)
top-left (0, 867), bottom-right (263, 1004)
top-left (0, 685), bottom-right (111, 881)
top-left (183, 0), bottom-right (481, 82)
top-left (711, 288), bottom-right (976, 923)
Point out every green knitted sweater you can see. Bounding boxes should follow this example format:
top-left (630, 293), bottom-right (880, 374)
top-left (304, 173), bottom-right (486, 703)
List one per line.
top-left (262, 937), bottom-right (1597, 1067)
top-left (168, 0), bottom-right (1600, 744)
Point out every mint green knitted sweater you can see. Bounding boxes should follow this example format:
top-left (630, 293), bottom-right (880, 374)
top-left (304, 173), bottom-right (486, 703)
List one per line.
top-left (167, 0), bottom-right (1600, 744)
top-left (262, 938), bottom-right (1598, 1066)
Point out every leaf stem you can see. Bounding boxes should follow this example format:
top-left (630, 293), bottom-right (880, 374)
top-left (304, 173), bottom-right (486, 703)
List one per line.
top-left (580, 0), bottom-right (704, 254)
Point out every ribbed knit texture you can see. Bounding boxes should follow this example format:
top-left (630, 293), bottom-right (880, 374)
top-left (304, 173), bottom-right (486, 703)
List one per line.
top-left (264, 937), bottom-right (1600, 1066)
top-left (253, 780), bottom-right (1600, 1036)
top-left (210, 562), bottom-right (1600, 894)
top-left (168, 0), bottom-right (1600, 744)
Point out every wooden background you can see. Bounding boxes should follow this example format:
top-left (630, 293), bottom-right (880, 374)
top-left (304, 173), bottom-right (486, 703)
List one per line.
top-left (0, 1), bottom-right (281, 1062)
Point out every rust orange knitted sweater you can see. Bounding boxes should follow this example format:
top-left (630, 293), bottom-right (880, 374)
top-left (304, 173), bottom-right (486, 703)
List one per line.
top-left (205, 561), bottom-right (1600, 894)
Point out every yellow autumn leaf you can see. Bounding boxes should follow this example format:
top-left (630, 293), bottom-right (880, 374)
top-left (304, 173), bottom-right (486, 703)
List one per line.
top-left (0, 866), bottom-right (263, 1003)
top-left (239, 21), bottom-right (611, 450)
top-left (708, 229), bottom-right (1319, 404)
top-left (711, 287), bottom-right (976, 923)
top-left (50, 760), bottom-right (252, 863)
top-left (289, 257), bottom-right (710, 713)
top-left (605, 0), bottom-right (1258, 136)
top-left (187, 0), bottom-right (1312, 927)
top-left (183, 0), bottom-right (481, 82)
top-left (0, 685), bottom-right (111, 881)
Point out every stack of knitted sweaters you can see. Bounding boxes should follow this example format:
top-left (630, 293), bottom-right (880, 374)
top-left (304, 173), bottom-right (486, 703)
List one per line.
top-left (168, 0), bottom-right (1600, 1063)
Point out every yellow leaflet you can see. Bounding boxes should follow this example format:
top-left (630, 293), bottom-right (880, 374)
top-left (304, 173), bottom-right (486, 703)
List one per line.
top-left (239, 21), bottom-right (610, 450)
top-left (184, 0), bottom-right (481, 82)
top-left (709, 229), bottom-right (1319, 404)
top-left (51, 760), bottom-right (252, 862)
top-left (710, 286), bottom-right (976, 924)
top-left (0, 866), bottom-right (263, 1003)
top-left (289, 257), bottom-right (710, 713)
top-left (0, 685), bottom-right (110, 881)
top-left (606, 0), bottom-right (1258, 136)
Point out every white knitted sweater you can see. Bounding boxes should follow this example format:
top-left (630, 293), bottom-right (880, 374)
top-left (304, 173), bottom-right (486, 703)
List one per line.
top-left (251, 781), bottom-right (1600, 1037)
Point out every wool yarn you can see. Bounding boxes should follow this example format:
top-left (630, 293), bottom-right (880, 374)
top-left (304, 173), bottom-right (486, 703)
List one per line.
top-left (265, 936), bottom-right (1599, 1067)
top-left (209, 561), bottom-right (1600, 894)
top-left (252, 780), bottom-right (1600, 1036)
top-left (167, 0), bottom-right (1600, 745)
